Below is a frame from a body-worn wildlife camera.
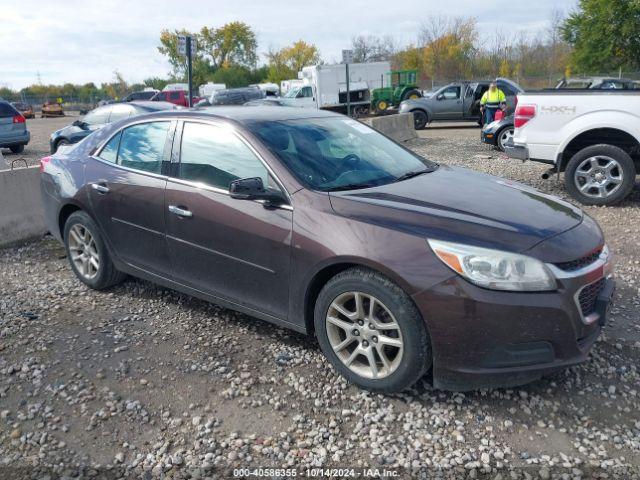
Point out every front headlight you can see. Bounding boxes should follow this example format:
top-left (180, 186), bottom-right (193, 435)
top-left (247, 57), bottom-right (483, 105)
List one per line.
top-left (427, 239), bottom-right (556, 291)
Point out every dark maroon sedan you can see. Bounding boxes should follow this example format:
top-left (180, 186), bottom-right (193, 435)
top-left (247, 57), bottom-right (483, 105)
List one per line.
top-left (40, 107), bottom-right (615, 392)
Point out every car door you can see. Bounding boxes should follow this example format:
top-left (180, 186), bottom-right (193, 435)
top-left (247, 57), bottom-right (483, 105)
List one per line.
top-left (432, 85), bottom-right (463, 120)
top-left (85, 119), bottom-right (175, 276)
top-left (164, 120), bottom-right (293, 319)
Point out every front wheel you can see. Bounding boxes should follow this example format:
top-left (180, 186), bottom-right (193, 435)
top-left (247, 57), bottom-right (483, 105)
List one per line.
top-left (64, 211), bottom-right (126, 289)
top-left (412, 110), bottom-right (428, 130)
top-left (564, 144), bottom-right (635, 205)
top-left (314, 268), bottom-right (431, 393)
top-left (496, 126), bottom-right (514, 152)
top-left (9, 144), bottom-right (24, 154)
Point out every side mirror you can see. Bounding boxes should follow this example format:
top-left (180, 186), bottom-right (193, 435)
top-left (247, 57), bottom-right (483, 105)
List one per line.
top-left (437, 94), bottom-right (445, 100)
top-left (73, 119), bottom-right (87, 129)
top-left (229, 177), bottom-right (285, 204)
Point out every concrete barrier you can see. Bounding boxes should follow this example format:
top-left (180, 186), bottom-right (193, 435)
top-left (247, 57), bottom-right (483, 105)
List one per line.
top-left (0, 166), bottom-right (46, 248)
top-left (367, 113), bottom-right (417, 142)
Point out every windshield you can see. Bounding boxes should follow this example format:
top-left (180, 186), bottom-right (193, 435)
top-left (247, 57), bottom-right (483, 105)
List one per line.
top-left (248, 117), bottom-right (437, 191)
top-left (283, 88), bottom-right (300, 98)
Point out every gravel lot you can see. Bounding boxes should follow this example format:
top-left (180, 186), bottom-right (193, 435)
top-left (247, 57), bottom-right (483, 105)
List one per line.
top-left (1, 120), bottom-right (639, 479)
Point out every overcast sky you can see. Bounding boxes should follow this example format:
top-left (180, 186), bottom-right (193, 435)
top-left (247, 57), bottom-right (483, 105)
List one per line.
top-left (1, 0), bottom-right (576, 90)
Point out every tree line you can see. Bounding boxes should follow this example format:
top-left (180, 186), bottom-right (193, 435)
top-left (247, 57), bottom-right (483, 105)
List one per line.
top-left (2, 0), bottom-right (638, 103)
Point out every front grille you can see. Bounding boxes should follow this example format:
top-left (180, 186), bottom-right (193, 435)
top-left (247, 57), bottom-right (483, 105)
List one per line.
top-left (555, 248), bottom-right (603, 272)
top-left (578, 277), bottom-right (606, 316)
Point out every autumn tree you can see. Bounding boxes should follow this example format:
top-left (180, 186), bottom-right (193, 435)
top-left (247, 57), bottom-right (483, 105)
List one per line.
top-left (266, 40), bottom-right (321, 85)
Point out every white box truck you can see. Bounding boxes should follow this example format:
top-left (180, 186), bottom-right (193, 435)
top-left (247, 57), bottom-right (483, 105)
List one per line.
top-left (282, 61), bottom-right (390, 114)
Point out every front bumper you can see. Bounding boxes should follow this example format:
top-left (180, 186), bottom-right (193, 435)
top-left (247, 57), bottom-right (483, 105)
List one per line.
top-left (480, 125), bottom-right (498, 146)
top-left (504, 138), bottom-right (529, 160)
top-left (413, 249), bottom-right (614, 391)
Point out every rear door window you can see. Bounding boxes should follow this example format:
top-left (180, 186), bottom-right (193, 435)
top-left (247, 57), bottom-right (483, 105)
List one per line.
top-left (178, 122), bottom-right (268, 190)
top-left (117, 122), bottom-right (170, 174)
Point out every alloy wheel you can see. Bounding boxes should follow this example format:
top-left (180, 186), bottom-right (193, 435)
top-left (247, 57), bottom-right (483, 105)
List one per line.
top-left (498, 128), bottom-right (514, 151)
top-left (574, 155), bottom-right (623, 199)
top-left (68, 224), bottom-right (100, 280)
top-left (325, 291), bottom-right (403, 379)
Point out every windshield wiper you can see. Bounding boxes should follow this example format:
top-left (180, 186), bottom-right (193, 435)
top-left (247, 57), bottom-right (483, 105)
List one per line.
top-left (325, 183), bottom-right (377, 192)
top-left (394, 168), bottom-right (433, 182)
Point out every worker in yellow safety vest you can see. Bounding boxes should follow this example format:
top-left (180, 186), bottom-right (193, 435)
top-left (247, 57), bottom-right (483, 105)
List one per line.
top-left (480, 82), bottom-right (507, 125)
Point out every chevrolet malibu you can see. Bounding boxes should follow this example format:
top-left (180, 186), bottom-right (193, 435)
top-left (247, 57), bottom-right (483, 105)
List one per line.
top-left (40, 107), bottom-right (615, 392)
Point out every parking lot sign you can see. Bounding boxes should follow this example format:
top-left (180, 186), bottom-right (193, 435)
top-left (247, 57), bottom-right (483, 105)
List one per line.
top-left (178, 35), bottom-right (187, 56)
top-left (342, 49), bottom-right (354, 64)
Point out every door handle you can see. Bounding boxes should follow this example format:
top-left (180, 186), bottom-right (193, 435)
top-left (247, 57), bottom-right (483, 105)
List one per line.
top-left (91, 182), bottom-right (110, 194)
top-left (168, 205), bottom-right (193, 218)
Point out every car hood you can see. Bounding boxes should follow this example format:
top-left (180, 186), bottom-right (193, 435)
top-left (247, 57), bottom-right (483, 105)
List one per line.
top-left (328, 165), bottom-right (585, 254)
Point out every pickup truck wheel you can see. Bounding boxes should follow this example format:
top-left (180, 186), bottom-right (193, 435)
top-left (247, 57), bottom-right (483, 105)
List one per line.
top-left (314, 268), bottom-right (431, 393)
top-left (9, 144), bottom-right (24, 154)
top-left (565, 144), bottom-right (635, 205)
top-left (412, 110), bottom-right (428, 130)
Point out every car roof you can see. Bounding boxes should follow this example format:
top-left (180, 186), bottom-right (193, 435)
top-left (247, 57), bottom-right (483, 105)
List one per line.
top-left (130, 100), bottom-right (179, 111)
top-left (185, 105), bottom-right (341, 123)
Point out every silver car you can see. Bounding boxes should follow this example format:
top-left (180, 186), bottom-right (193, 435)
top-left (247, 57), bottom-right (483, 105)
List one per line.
top-left (398, 78), bottom-right (523, 129)
top-left (0, 101), bottom-right (30, 154)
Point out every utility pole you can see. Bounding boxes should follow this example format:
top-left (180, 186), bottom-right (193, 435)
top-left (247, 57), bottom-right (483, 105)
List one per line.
top-left (342, 49), bottom-right (353, 117)
top-left (187, 36), bottom-right (193, 107)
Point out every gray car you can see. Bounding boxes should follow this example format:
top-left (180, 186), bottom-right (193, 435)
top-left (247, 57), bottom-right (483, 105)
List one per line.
top-left (398, 78), bottom-right (523, 129)
top-left (0, 101), bottom-right (30, 154)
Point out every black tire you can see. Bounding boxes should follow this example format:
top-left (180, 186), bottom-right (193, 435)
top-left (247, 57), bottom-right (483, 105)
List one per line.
top-left (54, 138), bottom-right (70, 153)
top-left (63, 211), bottom-right (126, 290)
top-left (314, 267), bottom-right (431, 393)
top-left (374, 99), bottom-right (389, 115)
top-left (496, 126), bottom-right (514, 152)
top-left (564, 144), bottom-right (636, 206)
top-left (9, 144), bottom-right (24, 154)
top-left (412, 110), bottom-right (428, 130)
top-left (403, 89), bottom-right (422, 101)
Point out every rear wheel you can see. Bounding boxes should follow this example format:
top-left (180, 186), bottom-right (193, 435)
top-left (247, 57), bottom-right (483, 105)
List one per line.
top-left (63, 211), bottom-right (126, 290)
top-left (564, 144), bottom-right (635, 205)
top-left (496, 126), bottom-right (514, 152)
top-left (9, 144), bottom-right (24, 154)
top-left (412, 110), bottom-right (428, 130)
top-left (403, 89), bottom-right (422, 101)
top-left (314, 268), bottom-right (431, 393)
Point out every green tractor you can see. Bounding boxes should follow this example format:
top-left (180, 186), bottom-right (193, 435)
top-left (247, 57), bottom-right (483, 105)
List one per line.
top-left (371, 70), bottom-right (422, 114)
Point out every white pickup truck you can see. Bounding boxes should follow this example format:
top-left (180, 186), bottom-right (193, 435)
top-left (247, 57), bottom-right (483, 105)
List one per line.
top-left (505, 91), bottom-right (639, 205)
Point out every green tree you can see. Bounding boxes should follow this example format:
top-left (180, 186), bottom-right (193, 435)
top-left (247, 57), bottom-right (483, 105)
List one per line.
top-left (562, 0), bottom-right (640, 72)
top-left (200, 21), bottom-right (257, 68)
top-left (266, 40), bottom-right (321, 85)
top-left (158, 29), bottom-right (211, 86)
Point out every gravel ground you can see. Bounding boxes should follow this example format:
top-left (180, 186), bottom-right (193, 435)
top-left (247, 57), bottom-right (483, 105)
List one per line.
top-left (1, 122), bottom-right (639, 479)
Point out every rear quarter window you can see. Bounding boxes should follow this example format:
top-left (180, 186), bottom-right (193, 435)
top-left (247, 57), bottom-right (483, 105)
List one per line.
top-left (0, 102), bottom-right (18, 117)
